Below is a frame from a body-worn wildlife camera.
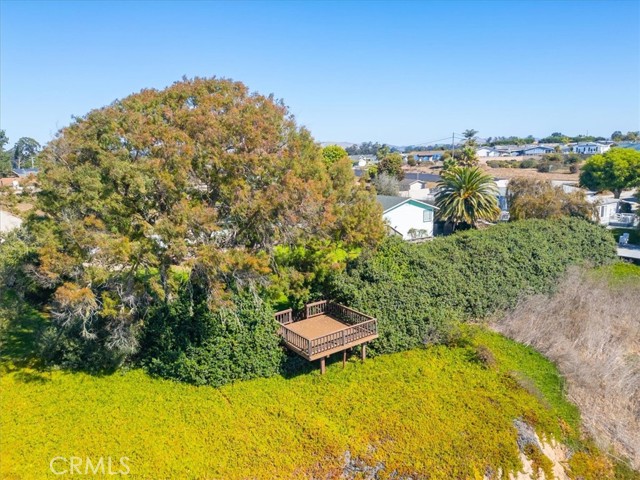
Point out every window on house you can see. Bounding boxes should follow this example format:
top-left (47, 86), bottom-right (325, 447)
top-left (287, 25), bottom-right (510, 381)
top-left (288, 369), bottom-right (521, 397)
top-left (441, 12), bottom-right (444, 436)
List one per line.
top-left (423, 209), bottom-right (433, 222)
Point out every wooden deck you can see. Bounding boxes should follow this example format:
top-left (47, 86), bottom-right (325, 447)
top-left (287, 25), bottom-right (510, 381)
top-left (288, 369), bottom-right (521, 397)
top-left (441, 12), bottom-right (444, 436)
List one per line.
top-left (275, 301), bottom-right (378, 365)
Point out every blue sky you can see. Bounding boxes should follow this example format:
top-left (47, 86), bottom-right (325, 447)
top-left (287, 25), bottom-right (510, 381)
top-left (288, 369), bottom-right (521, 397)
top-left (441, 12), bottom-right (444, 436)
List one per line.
top-left (1, 0), bottom-right (639, 146)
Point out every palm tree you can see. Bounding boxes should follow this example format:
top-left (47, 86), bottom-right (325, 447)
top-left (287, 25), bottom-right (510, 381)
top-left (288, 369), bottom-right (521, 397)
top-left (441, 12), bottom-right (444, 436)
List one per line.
top-left (436, 166), bottom-right (500, 229)
top-left (458, 146), bottom-right (478, 167)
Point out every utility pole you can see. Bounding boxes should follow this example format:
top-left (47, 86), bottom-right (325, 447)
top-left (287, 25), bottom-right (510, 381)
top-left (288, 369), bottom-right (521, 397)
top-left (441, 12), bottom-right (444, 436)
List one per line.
top-left (451, 132), bottom-right (455, 157)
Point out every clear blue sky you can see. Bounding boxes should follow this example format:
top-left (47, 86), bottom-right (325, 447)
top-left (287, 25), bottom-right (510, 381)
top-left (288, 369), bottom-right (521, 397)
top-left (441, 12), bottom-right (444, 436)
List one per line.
top-left (1, 0), bottom-right (639, 146)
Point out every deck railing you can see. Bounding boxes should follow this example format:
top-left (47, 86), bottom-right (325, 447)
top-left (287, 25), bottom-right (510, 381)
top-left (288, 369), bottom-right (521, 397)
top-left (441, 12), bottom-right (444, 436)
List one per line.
top-left (305, 300), bottom-right (328, 318)
top-left (309, 319), bottom-right (377, 356)
top-left (275, 308), bottom-right (293, 325)
top-left (279, 324), bottom-right (311, 355)
top-left (609, 213), bottom-right (639, 227)
top-left (275, 301), bottom-right (377, 358)
top-left (326, 302), bottom-right (375, 325)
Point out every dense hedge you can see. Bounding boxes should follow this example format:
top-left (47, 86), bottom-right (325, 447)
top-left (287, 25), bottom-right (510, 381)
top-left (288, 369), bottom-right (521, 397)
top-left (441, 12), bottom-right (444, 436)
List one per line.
top-left (328, 218), bottom-right (617, 354)
top-left (139, 286), bottom-right (284, 386)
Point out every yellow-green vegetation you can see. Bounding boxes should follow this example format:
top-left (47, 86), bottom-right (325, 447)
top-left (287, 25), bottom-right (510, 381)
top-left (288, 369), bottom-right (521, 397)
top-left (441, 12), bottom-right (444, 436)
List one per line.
top-left (591, 261), bottom-right (640, 285)
top-left (0, 311), bottom-right (614, 480)
top-left (523, 443), bottom-right (555, 480)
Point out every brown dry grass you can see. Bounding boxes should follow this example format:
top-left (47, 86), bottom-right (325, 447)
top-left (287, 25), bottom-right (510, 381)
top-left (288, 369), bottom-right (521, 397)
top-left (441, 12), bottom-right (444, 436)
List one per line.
top-left (479, 166), bottom-right (580, 181)
top-left (494, 266), bottom-right (640, 468)
top-left (402, 163), bottom-right (580, 181)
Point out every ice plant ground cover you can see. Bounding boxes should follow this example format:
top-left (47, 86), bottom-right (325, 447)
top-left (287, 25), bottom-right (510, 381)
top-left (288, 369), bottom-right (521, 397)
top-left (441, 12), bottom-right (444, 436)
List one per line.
top-left (2, 276), bottom-right (635, 479)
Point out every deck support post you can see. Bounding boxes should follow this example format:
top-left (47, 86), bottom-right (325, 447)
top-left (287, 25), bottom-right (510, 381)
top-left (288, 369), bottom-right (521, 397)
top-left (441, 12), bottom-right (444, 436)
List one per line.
top-left (361, 344), bottom-right (367, 362)
top-left (342, 350), bottom-right (347, 368)
top-left (320, 357), bottom-right (326, 375)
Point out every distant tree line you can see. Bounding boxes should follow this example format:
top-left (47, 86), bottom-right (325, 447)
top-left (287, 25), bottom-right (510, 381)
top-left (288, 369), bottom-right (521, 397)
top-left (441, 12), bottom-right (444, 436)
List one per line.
top-left (346, 142), bottom-right (399, 156)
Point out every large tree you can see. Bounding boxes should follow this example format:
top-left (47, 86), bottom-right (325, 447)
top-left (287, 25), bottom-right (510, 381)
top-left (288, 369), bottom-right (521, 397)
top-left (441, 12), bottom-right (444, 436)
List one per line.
top-left (507, 178), bottom-right (595, 221)
top-left (377, 146), bottom-right (404, 180)
top-left (435, 166), bottom-right (500, 229)
top-left (12, 137), bottom-right (41, 169)
top-left (579, 148), bottom-right (640, 198)
top-left (18, 77), bottom-right (385, 363)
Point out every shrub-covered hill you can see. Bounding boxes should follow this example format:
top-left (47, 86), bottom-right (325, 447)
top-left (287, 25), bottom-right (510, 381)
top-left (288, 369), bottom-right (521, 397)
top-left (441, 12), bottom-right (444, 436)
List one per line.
top-left (0, 315), bottom-right (628, 479)
top-left (329, 217), bottom-right (617, 354)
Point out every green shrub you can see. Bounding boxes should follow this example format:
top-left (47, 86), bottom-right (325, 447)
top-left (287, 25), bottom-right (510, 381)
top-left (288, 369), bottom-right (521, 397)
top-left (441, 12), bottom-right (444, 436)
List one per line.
top-left (519, 159), bottom-right (539, 169)
top-left (487, 160), bottom-right (513, 168)
top-left (537, 162), bottom-right (551, 172)
top-left (139, 285), bottom-right (284, 386)
top-left (329, 218), bottom-right (616, 355)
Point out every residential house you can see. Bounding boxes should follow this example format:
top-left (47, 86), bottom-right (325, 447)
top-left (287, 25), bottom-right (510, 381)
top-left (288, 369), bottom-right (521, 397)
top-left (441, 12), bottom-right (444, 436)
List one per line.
top-left (377, 195), bottom-right (438, 240)
top-left (551, 181), bottom-right (639, 227)
top-left (476, 147), bottom-right (501, 157)
top-left (349, 155), bottom-right (376, 166)
top-left (411, 150), bottom-right (445, 162)
top-left (398, 179), bottom-right (428, 199)
top-left (572, 143), bottom-right (610, 155)
top-left (513, 145), bottom-right (555, 156)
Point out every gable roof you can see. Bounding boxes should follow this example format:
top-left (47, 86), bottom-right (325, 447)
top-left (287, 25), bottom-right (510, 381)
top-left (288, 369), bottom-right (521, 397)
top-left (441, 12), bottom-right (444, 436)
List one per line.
top-left (376, 195), bottom-right (438, 212)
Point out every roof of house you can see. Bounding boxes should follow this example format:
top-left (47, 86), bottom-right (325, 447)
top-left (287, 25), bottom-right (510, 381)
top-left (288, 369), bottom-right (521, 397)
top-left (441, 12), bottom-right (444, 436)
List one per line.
top-left (399, 179), bottom-right (423, 190)
top-left (516, 145), bottom-right (554, 152)
top-left (12, 168), bottom-right (39, 177)
top-left (377, 195), bottom-right (438, 212)
top-left (410, 150), bottom-right (446, 156)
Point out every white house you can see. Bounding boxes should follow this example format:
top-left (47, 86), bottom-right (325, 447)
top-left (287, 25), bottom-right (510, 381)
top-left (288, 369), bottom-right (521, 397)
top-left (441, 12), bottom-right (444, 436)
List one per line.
top-left (572, 143), bottom-right (610, 155)
top-left (476, 147), bottom-right (501, 157)
top-left (377, 195), bottom-right (438, 240)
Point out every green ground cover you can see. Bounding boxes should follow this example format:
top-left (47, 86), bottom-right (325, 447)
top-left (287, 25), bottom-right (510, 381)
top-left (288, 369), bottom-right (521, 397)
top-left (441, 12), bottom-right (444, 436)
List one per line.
top-left (0, 298), bottom-right (605, 479)
top-left (2, 262), bottom-right (636, 479)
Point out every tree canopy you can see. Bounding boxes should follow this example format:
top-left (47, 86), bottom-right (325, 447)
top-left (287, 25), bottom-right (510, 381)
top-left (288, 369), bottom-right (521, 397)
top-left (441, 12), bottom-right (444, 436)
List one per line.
top-left (507, 178), bottom-right (595, 221)
top-left (579, 148), bottom-right (640, 198)
top-left (12, 137), bottom-right (41, 169)
top-left (14, 77), bottom-right (385, 364)
top-left (321, 145), bottom-right (348, 166)
top-left (377, 146), bottom-right (404, 180)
